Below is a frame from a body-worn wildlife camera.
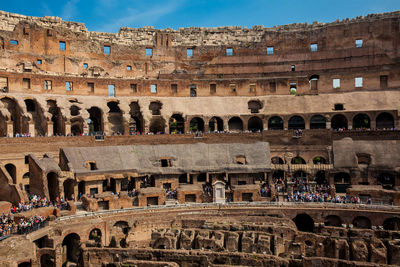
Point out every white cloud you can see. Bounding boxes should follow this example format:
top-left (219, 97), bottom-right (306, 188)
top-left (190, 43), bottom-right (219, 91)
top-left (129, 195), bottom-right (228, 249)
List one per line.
top-left (61, 0), bottom-right (80, 20)
top-left (97, 0), bottom-right (185, 32)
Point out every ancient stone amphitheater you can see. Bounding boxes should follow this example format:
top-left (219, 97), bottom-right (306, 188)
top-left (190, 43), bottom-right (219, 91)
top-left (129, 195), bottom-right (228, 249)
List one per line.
top-left (0, 9), bottom-right (399, 267)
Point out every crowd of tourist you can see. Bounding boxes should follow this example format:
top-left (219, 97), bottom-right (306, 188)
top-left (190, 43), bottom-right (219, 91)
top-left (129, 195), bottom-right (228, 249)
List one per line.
top-left (0, 214), bottom-right (47, 237)
top-left (10, 194), bottom-right (69, 214)
top-left (165, 189), bottom-right (177, 199)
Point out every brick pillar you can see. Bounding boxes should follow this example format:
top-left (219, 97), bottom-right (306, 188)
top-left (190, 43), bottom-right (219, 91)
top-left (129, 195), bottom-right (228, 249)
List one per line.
top-left (47, 122), bottom-right (53, 136)
top-left (7, 121), bottom-right (13, 137)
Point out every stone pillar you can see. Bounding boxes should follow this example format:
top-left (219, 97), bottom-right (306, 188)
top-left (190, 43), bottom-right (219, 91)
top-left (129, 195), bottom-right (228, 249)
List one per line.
top-left (65, 121), bottom-right (71, 136)
top-left (47, 122), bottom-right (54, 136)
top-left (7, 121), bottom-right (13, 136)
top-left (309, 181), bottom-right (317, 193)
top-left (204, 121), bottom-right (209, 133)
top-left (104, 112), bottom-right (111, 135)
top-left (326, 121), bottom-right (331, 129)
top-left (242, 118), bottom-right (248, 131)
top-left (28, 122), bottom-right (35, 137)
top-left (287, 182), bottom-right (294, 197)
top-left (115, 179), bottom-right (121, 193)
top-left (370, 120), bottom-right (376, 129)
top-left (283, 120), bottom-right (289, 130)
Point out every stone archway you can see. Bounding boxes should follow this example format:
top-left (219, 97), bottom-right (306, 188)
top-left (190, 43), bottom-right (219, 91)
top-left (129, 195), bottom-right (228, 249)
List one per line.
top-left (293, 213), bottom-right (314, 232)
top-left (331, 114), bottom-right (347, 130)
top-left (288, 116), bottom-right (305, 130)
top-left (62, 233), bottom-right (81, 265)
top-left (5, 163), bottom-right (16, 184)
top-left (63, 179), bottom-right (74, 200)
top-left (228, 117), bottom-right (243, 131)
top-left (189, 117), bottom-right (204, 132)
top-left (376, 112), bottom-right (394, 129)
top-left (47, 172), bottom-right (59, 201)
top-left (248, 116), bottom-right (263, 132)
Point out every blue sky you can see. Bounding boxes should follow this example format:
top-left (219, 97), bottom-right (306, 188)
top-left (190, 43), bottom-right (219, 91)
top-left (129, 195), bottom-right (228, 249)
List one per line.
top-left (1, 0), bottom-right (400, 32)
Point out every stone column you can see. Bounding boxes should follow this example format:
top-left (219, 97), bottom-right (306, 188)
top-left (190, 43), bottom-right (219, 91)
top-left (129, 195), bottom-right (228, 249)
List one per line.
top-left (47, 122), bottom-right (54, 136)
top-left (287, 182), bottom-right (294, 197)
top-left (28, 122), bottom-right (35, 137)
top-left (7, 121), bottom-right (13, 136)
top-left (370, 120), bottom-right (376, 129)
top-left (65, 121), bottom-right (71, 136)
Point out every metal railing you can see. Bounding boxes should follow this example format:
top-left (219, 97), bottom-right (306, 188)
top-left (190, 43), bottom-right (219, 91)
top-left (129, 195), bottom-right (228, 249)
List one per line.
top-left (57, 201), bottom-right (400, 221)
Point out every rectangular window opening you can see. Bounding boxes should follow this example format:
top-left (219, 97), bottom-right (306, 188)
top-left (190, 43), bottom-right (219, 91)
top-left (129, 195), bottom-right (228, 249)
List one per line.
top-left (10, 40), bottom-right (18, 45)
top-left (88, 82), bottom-right (94, 92)
top-left (150, 84), bottom-right (157, 93)
top-left (36, 59), bottom-right (42, 65)
top-left (127, 65), bottom-right (132, 71)
top-left (334, 103), bottom-right (344, 111)
top-left (333, 78), bottom-right (341, 89)
top-left (290, 82), bottom-right (297, 95)
top-left (267, 46), bottom-right (274, 55)
top-left (187, 48), bottom-right (193, 57)
top-left (226, 48), bottom-right (233, 56)
top-left (230, 84), bottom-right (236, 93)
top-left (131, 84), bottom-right (137, 93)
top-left (355, 77), bottom-right (363, 88)
top-left (291, 65), bottom-right (295, 71)
top-left (44, 80), bottom-right (52, 90)
top-left (23, 78), bottom-right (31, 89)
top-left (59, 41), bottom-right (66, 51)
top-left (210, 83), bottom-right (216, 94)
top-left (310, 43), bottom-right (318, 52)
top-left (108, 84), bottom-right (115, 97)
top-left (146, 48), bottom-right (153, 56)
top-left (171, 84), bottom-right (178, 93)
top-left (66, 81), bottom-right (73, 91)
top-left (249, 83), bottom-right (256, 93)
top-left (161, 158), bottom-right (171, 167)
top-left (269, 81), bottom-right (276, 92)
top-left (190, 84), bottom-right (197, 97)
top-left (380, 75), bottom-right (388, 89)
top-left (104, 45), bottom-right (111, 55)
top-left (355, 39), bottom-right (363, 48)
top-left (83, 63), bottom-right (88, 69)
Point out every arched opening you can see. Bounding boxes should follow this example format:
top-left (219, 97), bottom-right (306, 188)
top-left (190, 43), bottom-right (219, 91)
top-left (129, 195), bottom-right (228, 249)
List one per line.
top-left (1, 97), bottom-right (25, 135)
top-left (169, 114), bottom-right (184, 134)
top-left (78, 181), bottom-right (85, 198)
top-left (23, 172), bottom-right (29, 179)
top-left (47, 100), bottom-right (65, 136)
top-left (315, 170), bottom-right (327, 185)
top-left (25, 99), bottom-right (36, 112)
top-left (288, 116), bottom-right (305, 130)
top-left (228, 117), bottom-right (243, 131)
top-left (291, 157), bottom-right (306, 164)
top-left (62, 233), bottom-right (81, 264)
top-left (271, 157), bottom-right (284, 164)
top-left (331, 114), bottom-right (348, 130)
top-left (324, 215), bottom-right (342, 227)
top-left (63, 179), bottom-right (74, 200)
top-left (209, 116), bottom-right (224, 132)
top-left (310, 115), bottom-right (326, 129)
top-left (40, 254), bottom-right (55, 267)
top-left (248, 116), bottom-right (263, 132)
top-left (383, 217), bottom-right (400, 230)
top-left (149, 117), bottom-right (166, 134)
top-left (293, 213), bottom-right (314, 232)
top-left (309, 75), bottom-right (319, 90)
top-left (70, 118), bottom-right (83, 136)
top-left (88, 107), bottom-right (103, 134)
top-left (189, 117), bottom-right (204, 132)
top-left (376, 112), bottom-right (394, 129)
top-left (268, 116), bottom-right (283, 130)
top-left (5, 163), bottom-right (16, 184)
top-left (352, 216), bottom-right (371, 229)
top-left (89, 228), bottom-right (102, 243)
top-left (313, 156), bottom-right (327, 164)
top-left (334, 172), bottom-right (350, 194)
top-left (248, 100), bottom-right (263, 113)
top-left (129, 102), bottom-right (144, 134)
top-left (353, 113), bottom-right (370, 129)
top-left (70, 105), bottom-right (80, 116)
top-left (107, 101), bottom-right (123, 135)
top-left (47, 172), bottom-right (59, 201)
top-left (149, 101), bottom-right (162, 115)
top-left (129, 116), bottom-right (143, 134)
top-left (378, 173), bottom-right (395, 188)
